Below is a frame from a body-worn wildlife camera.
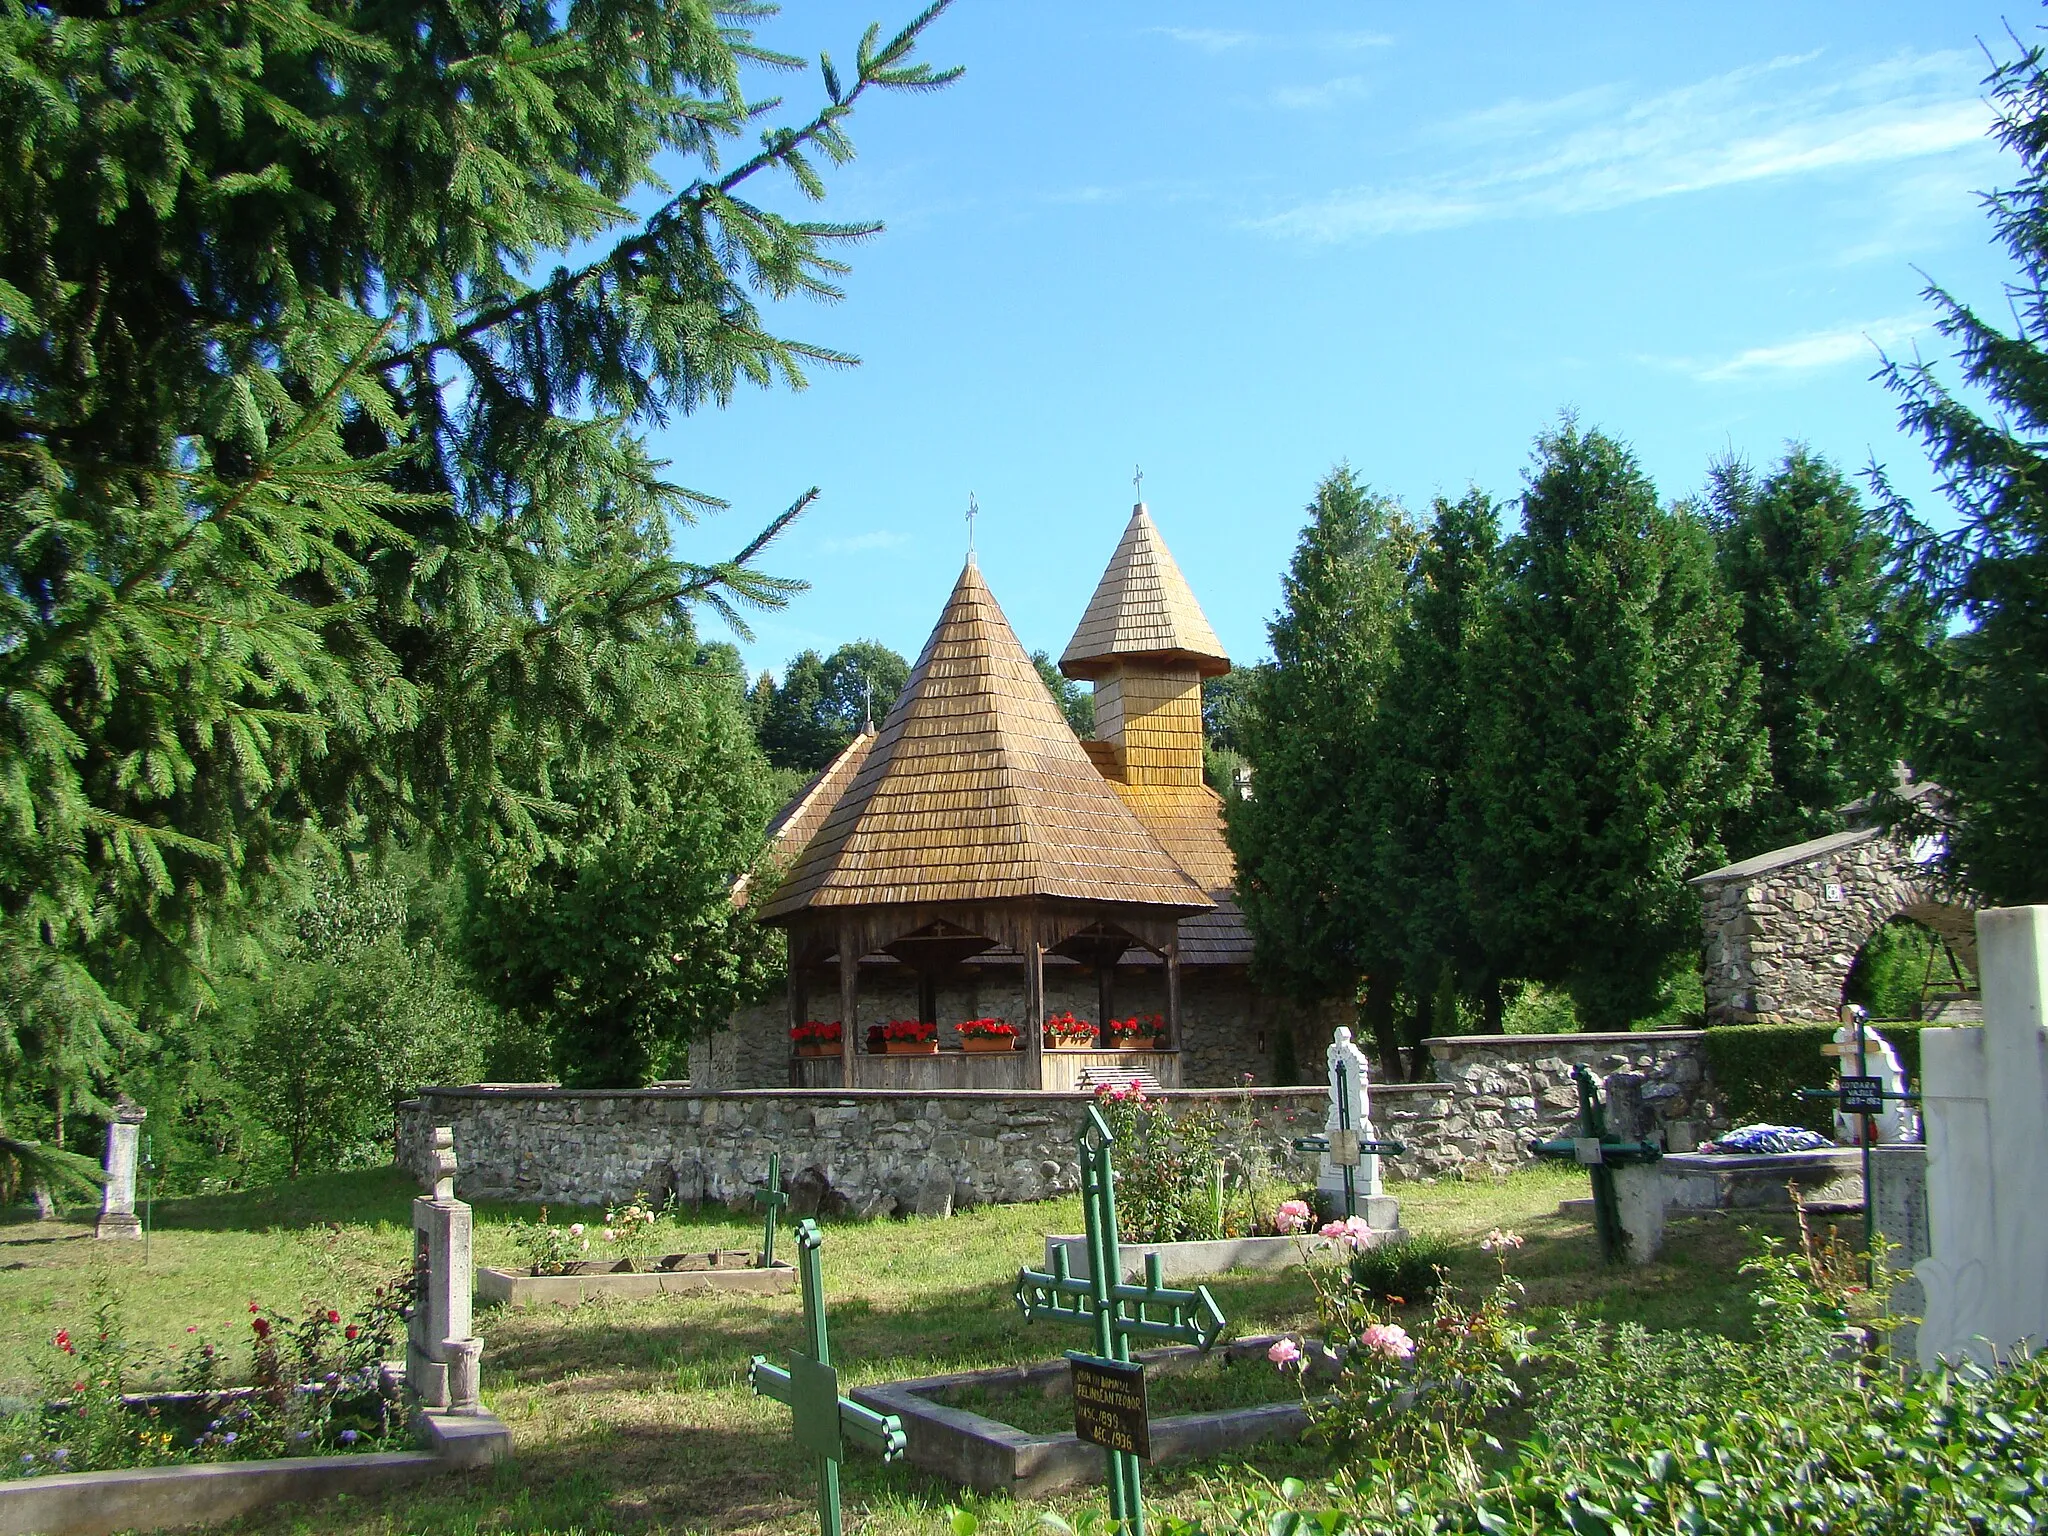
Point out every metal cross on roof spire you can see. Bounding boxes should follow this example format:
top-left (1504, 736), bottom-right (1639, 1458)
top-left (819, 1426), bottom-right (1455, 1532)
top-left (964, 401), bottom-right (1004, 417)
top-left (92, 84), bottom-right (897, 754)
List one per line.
top-left (1132, 464), bottom-right (1143, 503)
top-left (966, 492), bottom-right (978, 565)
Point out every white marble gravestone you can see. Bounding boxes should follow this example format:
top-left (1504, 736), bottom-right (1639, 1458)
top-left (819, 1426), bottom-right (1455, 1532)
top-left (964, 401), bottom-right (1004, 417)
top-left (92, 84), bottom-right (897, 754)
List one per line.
top-left (1828, 1015), bottom-right (1919, 1146)
top-left (408, 1127), bottom-right (482, 1413)
top-left (1316, 1027), bottom-right (1399, 1227)
top-left (1915, 906), bottom-right (2048, 1369)
top-left (94, 1099), bottom-right (146, 1240)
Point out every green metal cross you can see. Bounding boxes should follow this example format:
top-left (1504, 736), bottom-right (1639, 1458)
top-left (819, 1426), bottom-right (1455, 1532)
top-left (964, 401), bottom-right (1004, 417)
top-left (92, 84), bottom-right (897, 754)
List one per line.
top-left (1527, 1065), bottom-right (1663, 1265)
top-left (1290, 1057), bottom-right (1405, 1221)
top-left (749, 1220), bottom-right (906, 1536)
top-left (1014, 1106), bottom-right (1228, 1536)
top-left (758, 1151), bottom-right (791, 1267)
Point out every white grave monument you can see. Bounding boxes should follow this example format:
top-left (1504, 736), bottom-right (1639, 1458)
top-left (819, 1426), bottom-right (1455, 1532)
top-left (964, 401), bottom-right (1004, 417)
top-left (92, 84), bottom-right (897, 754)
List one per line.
top-left (1827, 1012), bottom-right (1919, 1145)
top-left (409, 1127), bottom-right (483, 1414)
top-left (1915, 905), bottom-right (2048, 1369)
top-left (94, 1099), bottom-right (146, 1240)
top-left (1317, 1027), bottom-right (1399, 1228)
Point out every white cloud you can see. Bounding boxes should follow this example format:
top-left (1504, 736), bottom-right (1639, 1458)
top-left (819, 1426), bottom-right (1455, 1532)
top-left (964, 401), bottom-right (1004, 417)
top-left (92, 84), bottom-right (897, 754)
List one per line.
top-left (1152, 26), bottom-right (1257, 53)
top-left (1684, 314), bottom-right (1933, 382)
top-left (1273, 75), bottom-right (1372, 112)
top-left (819, 530), bottom-right (909, 555)
top-left (1255, 50), bottom-right (1995, 242)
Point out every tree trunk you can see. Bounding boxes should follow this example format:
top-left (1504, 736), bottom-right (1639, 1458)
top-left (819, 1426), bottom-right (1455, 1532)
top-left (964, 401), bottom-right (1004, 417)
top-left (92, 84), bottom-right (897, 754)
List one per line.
top-left (1362, 973), bottom-right (1404, 1081)
top-left (1479, 977), bottom-right (1507, 1035)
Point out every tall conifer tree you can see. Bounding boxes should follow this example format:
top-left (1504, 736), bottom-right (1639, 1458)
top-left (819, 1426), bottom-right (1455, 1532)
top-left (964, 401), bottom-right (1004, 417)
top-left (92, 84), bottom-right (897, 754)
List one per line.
top-left (0, 2), bottom-right (957, 1145)
top-left (1710, 447), bottom-right (1932, 859)
top-left (1873, 37), bottom-right (2048, 904)
top-left (1229, 468), bottom-right (1417, 1066)
top-left (1376, 490), bottom-right (1504, 1036)
top-left (1467, 422), bottom-right (1762, 1029)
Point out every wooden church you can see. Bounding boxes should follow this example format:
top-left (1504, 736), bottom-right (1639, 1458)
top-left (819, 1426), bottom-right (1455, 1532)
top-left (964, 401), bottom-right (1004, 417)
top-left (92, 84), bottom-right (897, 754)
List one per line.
top-left (691, 502), bottom-right (1325, 1091)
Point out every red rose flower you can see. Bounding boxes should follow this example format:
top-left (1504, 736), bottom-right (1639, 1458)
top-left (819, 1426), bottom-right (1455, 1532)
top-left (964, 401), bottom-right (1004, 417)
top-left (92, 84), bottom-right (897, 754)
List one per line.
top-left (54, 1329), bottom-right (72, 1354)
top-left (251, 1317), bottom-right (270, 1338)
top-left (325, 1309), bottom-right (340, 1325)
top-left (345, 1325), bottom-right (359, 1341)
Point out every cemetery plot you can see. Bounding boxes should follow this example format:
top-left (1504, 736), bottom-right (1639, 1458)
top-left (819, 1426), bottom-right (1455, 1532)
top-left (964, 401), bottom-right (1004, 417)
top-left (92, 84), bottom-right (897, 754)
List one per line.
top-left (850, 1337), bottom-right (1322, 1496)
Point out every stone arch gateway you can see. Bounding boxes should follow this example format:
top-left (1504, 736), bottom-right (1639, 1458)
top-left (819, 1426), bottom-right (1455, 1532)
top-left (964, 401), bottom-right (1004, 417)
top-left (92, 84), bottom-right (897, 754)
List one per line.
top-left (1692, 805), bottom-right (1975, 1028)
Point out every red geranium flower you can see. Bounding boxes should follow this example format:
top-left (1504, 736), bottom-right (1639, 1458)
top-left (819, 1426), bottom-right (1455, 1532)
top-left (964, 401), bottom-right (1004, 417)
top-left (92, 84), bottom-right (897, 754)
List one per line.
top-left (251, 1317), bottom-right (270, 1338)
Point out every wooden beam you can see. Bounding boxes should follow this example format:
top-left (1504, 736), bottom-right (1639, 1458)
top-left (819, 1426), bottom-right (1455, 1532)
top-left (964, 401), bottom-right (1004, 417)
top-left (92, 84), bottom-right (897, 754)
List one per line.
top-left (1025, 912), bottom-right (1046, 1091)
top-left (1165, 937), bottom-right (1182, 1052)
top-left (838, 925), bottom-right (860, 1091)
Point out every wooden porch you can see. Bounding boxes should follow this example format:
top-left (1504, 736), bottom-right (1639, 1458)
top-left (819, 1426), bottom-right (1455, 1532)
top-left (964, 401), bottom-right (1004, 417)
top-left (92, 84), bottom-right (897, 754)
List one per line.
top-left (791, 1047), bottom-right (1181, 1091)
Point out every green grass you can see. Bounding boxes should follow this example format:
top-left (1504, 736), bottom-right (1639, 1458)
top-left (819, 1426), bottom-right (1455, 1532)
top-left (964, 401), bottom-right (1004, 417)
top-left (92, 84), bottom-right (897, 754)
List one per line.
top-left (0, 1160), bottom-right (1842, 1534)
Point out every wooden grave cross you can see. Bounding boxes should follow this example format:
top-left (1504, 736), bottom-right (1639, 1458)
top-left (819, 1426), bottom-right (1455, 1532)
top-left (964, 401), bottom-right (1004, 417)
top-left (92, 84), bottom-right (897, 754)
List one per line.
top-left (1527, 1064), bottom-right (1663, 1264)
top-left (1013, 1105), bottom-right (1228, 1536)
top-left (749, 1220), bottom-right (906, 1536)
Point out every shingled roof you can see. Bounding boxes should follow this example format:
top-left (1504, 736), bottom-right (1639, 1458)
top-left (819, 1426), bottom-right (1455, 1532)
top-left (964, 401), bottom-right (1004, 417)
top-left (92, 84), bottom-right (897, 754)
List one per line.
top-left (1060, 504), bottom-right (1230, 680)
top-left (757, 561), bottom-right (1213, 921)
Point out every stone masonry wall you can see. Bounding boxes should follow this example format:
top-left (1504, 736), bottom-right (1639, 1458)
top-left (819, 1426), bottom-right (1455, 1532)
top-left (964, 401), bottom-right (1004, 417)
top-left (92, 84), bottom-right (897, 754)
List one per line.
top-left (1425, 1030), bottom-right (1716, 1163)
top-left (399, 1032), bottom-right (1718, 1211)
top-left (399, 1082), bottom-right (1458, 1213)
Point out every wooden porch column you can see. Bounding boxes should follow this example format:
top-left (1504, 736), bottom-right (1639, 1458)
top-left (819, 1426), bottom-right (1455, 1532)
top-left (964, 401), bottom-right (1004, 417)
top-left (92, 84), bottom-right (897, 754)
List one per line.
top-left (1024, 919), bottom-right (1046, 1091)
top-left (786, 958), bottom-right (808, 1088)
top-left (1165, 937), bottom-right (1183, 1052)
top-left (837, 925), bottom-right (860, 1091)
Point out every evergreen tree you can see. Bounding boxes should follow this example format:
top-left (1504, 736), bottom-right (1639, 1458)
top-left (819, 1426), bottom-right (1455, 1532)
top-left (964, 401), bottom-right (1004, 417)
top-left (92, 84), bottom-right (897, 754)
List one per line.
top-left (1032, 650), bottom-right (1096, 739)
top-left (822, 641), bottom-right (911, 734)
top-left (1376, 490), bottom-right (1505, 1034)
top-left (1228, 468), bottom-right (1418, 1066)
top-left (756, 650), bottom-right (843, 770)
top-left (1467, 421), bottom-right (1762, 1030)
top-left (460, 633), bottom-right (783, 1086)
top-left (1872, 37), bottom-right (2048, 904)
top-left (1710, 448), bottom-right (1933, 859)
top-left (0, 1), bottom-right (958, 1154)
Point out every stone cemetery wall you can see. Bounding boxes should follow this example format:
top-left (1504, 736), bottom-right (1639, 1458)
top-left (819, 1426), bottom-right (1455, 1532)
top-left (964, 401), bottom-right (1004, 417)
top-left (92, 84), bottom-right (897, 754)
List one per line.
top-left (398, 1082), bottom-right (1460, 1214)
top-left (399, 1030), bottom-right (1718, 1210)
top-left (1422, 1031), bottom-right (1716, 1165)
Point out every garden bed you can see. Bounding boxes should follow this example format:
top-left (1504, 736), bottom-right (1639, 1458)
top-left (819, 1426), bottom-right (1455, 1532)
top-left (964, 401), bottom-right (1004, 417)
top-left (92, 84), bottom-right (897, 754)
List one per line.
top-left (0, 1407), bottom-right (510, 1536)
top-left (851, 1336), bottom-right (1326, 1495)
top-left (477, 1252), bottom-right (794, 1306)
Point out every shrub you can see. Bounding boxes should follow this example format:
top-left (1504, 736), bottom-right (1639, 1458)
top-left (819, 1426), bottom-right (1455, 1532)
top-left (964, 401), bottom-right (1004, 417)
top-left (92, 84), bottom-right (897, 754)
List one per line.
top-left (1703, 1020), bottom-right (1953, 1132)
top-left (1345, 1230), bottom-right (1459, 1303)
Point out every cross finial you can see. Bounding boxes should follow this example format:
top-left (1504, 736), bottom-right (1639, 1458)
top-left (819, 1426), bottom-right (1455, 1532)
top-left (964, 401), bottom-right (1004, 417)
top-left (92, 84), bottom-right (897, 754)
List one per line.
top-left (861, 673), bottom-right (873, 731)
top-left (1132, 464), bottom-right (1144, 504)
top-left (966, 492), bottom-right (978, 566)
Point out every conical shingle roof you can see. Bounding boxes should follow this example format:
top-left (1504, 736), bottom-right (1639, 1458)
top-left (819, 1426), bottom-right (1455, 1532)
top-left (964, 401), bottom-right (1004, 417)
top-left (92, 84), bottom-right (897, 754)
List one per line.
top-left (1060, 504), bottom-right (1229, 680)
top-left (758, 562), bottom-right (1213, 920)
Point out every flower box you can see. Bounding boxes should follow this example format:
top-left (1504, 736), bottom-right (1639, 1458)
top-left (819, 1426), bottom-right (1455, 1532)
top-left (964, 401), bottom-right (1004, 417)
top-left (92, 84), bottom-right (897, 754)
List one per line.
top-left (796, 1043), bottom-right (841, 1058)
top-left (876, 1019), bottom-right (937, 1053)
top-left (790, 1020), bottom-right (842, 1055)
top-left (955, 1016), bottom-right (1019, 1052)
top-left (1115, 1036), bottom-right (1162, 1051)
top-left (887, 1041), bottom-right (940, 1055)
top-left (1106, 1014), bottom-right (1167, 1050)
top-left (1042, 1012), bottom-right (1097, 1049)
top-left (960, 1037), bottom-right (1017, 1053)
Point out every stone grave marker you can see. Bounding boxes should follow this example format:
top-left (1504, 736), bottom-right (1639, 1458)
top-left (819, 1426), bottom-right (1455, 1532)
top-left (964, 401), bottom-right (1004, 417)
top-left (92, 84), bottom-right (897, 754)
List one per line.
top-left (1916, 905), bottom-right (2048, 1369)
top-left (94, 1098), bottom-right (147, 1240)
top-left (1292, 1027), bottom-right (1404, 1226)
top-left (1528, 1066), bottom-right (1665, 1265)
top-left (409, 1127), bottom-right (484, 1414)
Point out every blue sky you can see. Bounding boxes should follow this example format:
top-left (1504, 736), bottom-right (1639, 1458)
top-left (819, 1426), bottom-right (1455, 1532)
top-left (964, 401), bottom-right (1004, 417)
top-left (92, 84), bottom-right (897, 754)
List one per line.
top-left (661, 2), bottom-right (2023, 677)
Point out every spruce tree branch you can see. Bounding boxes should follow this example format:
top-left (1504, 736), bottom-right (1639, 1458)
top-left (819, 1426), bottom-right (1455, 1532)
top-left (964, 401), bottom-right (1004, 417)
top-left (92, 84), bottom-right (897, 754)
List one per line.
top-left (370, 2), bottom-right (957, 377)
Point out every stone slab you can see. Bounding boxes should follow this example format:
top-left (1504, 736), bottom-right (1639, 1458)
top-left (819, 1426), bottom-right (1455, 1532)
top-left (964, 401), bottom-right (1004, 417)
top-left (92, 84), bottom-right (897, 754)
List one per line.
top-left (851, 1336), bottom-right (1312, 1495)
top-left (1660, 1148), bottom-right (1864, 1212)
top-left (0, 1452), bottom-right (443, 1536)
top-left (1041, 1229), bottom-right (1402, 1283)
top-left (475, 1262), bottom-right (795, 1307)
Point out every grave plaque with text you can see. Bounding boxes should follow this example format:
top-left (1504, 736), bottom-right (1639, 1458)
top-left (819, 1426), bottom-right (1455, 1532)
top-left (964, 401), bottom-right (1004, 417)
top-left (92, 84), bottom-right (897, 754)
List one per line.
top-left (1068, 1353), bottom-right (1149, 1460)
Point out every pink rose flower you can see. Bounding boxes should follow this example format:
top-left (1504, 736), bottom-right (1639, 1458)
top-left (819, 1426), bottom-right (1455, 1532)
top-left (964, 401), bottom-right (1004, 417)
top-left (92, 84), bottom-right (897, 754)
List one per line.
top-left (1272, 1200), bottom-right (1314, 1235)
top-left (1358, 1322), bottom-right (1415, 1360)
top-left (1267, 1337), bottom-right (1302, 1369)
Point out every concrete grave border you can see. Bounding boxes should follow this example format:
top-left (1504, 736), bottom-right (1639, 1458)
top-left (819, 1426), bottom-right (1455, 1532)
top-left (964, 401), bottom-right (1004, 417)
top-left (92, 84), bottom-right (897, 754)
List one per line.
top-left (850, 1335), bottom-right (1318, 1495)
top-left (477, 1259), bottom-right (795, 1306)
top-left (1041, 1224), bottom-right (1401, 1285)
top-left (0, 1407), bottom-right (510, 1536)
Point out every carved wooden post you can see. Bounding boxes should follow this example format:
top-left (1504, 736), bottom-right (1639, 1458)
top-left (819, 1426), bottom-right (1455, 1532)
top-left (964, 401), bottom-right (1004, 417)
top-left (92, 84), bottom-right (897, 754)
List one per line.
top-left (837, 924), bottom-right (860, 1091)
